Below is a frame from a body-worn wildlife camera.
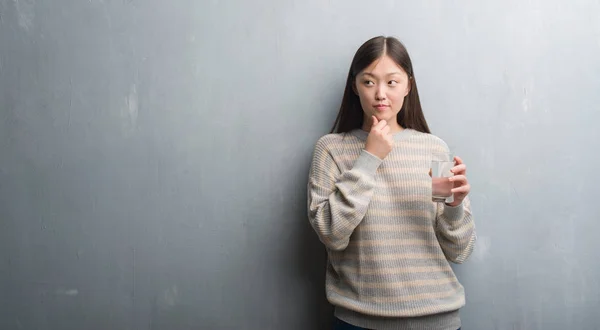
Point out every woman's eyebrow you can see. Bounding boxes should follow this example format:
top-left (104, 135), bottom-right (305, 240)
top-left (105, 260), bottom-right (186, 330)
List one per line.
top-left (361, 72), bottom-right (403, 77)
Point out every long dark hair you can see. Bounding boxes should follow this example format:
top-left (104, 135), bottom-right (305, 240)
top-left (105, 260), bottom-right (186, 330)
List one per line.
top-left (330, 36), bottom-right (431, 134)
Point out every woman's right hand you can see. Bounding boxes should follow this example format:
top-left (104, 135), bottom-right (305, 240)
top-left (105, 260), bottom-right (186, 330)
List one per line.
top-left (365, 116), bottom-right (394, 160)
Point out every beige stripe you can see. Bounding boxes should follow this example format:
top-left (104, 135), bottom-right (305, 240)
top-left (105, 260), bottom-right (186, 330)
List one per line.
top-left (352, 277), bottom-right (458, 289)
top-left (327, 286), bottom-right (458, 303)
top-left (379, 181), bottom-right (432, 189)
top-left (377, 167), bottom-right (429, 175)
top-left (365, 208), bottom-right (434, 218)
top-left (401, 142), bottom-right (448, 152)
top-left (348, 238), bottom-right (439, 247)
top-left (335, 253), bottom-right (446, 261)
top-left (336, 154), bottom-right (433, 163)
top-left (370, 195), bottom-right (434, 204)
top-left (358, 224), bottom-right (433, 232)
top-left (339, 265), bottom-right (452, 275)
top-left (370, 195), bottom-right (430, 203)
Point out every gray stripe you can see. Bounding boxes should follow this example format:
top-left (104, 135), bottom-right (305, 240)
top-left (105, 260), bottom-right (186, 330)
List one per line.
top-left (338, 269), bottom-right (457, 284)
top-left (327, 281), bottom-right (464, 299)
top-left (327, 256), bottom-right (452, 269)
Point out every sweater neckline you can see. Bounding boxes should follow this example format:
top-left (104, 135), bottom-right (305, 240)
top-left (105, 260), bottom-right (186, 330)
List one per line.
top-left (349, 128), bottom-right (416, 142)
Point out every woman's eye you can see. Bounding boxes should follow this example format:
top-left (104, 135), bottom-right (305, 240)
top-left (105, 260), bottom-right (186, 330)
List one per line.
top-left (389, 80), bottom-right (398, 86)
top-left (364, 80), bottom-right (374, 86)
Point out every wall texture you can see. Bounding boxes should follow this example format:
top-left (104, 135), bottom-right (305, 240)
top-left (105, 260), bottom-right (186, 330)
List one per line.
top-left (1, 0), bottom-right (599, 329)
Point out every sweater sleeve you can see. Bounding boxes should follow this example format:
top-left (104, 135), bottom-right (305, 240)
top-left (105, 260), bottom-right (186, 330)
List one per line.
top-left (307, 137), bottom-right (382, 251)
top-left (434, 196), bottom-right (476, 264)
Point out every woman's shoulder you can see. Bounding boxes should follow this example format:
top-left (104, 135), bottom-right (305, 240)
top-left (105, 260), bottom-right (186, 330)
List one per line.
top-left (313, 131), bottom-right (360, 150)
top-left (406, 130), bottom-right (451, 151)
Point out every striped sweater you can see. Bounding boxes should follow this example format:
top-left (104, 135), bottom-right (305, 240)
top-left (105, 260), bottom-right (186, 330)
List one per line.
top-left (307, 128), bottom-right (476, 330)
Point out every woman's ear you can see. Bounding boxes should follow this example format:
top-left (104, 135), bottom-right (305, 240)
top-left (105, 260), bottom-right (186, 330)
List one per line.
top-left (352, 80), bottom-right (358, 95)
top-left (405, 77), bottom-right (412, 96)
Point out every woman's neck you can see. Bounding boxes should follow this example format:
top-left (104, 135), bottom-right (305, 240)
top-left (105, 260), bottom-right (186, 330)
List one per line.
top-left (361, 118), bottom-right (403, 133)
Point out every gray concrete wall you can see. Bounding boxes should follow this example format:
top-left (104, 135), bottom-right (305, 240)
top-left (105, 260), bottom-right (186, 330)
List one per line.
top-left (1, 1), bottom-right (599, 329)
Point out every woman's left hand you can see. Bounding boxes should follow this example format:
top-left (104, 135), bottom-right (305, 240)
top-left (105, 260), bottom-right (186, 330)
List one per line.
top-left (447, 156), bottom-right (470, 207)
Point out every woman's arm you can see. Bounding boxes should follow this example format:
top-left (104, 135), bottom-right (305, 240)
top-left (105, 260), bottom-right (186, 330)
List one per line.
top-left (307, 136), bottom-right (382, 251)
top-left (435, 196), bottom-right (476, 264)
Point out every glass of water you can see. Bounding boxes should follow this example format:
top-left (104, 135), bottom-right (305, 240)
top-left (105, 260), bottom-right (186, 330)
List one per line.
top-left (431, 152), bottom-right (455, 203)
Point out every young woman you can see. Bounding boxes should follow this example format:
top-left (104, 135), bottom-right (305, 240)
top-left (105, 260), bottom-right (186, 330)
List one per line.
top-left (307, 36), bottom-right (476, 330)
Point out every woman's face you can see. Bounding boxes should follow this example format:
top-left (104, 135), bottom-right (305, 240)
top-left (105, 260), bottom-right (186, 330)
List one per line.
top-left (355, 55), bottom-right (411, 131)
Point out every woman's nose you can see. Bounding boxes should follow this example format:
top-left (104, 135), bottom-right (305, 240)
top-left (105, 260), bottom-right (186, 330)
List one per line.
top-left (375, 88), bottom-right (386, 100)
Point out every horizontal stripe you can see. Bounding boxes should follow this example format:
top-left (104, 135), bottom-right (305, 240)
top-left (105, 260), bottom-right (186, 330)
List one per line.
top-left (338, 265), bottom-right (453, 276)
top-left (365, 208), bottom-right (434, 218)
top-left (367, 209), bottom-right (437, 219)
top-left (349, 231), bottom-right (436, 242)
top-left (348, 238), bottom-right (439, 247)
top-left (376, 180), bottom-right (433, 189)
top-left (327, 285), bottom-right (459, 302)
top-left (327, 283), bottom-right (460, 300)
top-left (357, 217), bottom-right (436, 227)
top-left (370, 192), bottom-right (433, 203)
top-left (367, 199), bottom-right (434, 208)
top-left (357, 223), bottom-right (434, 232)
top-left (333, 253), bottom-right (447, 262)
top-left (328, 257), bottom-right (452, 270)
top-left (348, 234), bottom-right (437, 245)
top-left (343, 244), bottom-right (442, 257)
top-left (335, 154), bottom-right (437, 163)
top-left (349, 277), bottom-right (458, 289)
top-left (376, 167), bottom-right (429, 174)
top-left (337, 270), bottom-right (459, 286)
top-left (339, 273), bottom-right (457, 288)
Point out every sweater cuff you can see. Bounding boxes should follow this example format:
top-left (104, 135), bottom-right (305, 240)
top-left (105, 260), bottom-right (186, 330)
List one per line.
top-left (352, 149), bottom-right (383, 176)
top-left (442, 202), bottom-right (465, 222)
